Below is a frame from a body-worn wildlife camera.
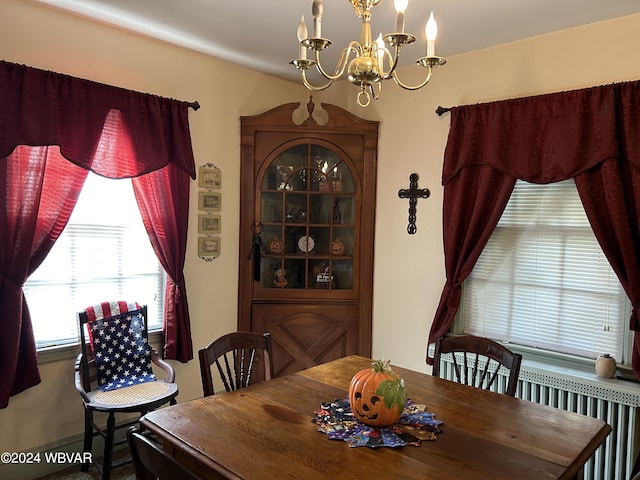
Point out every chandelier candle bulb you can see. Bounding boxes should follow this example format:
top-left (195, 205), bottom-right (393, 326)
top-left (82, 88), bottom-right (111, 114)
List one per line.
top-left (297, 16), bottom-right (308, 60)
top-left (312, 0), bottom-right (323, 38)
top-left (376, 34), bottom-right (385, 69)
top-left (426, 12), bottom-right (437, 56)
top-left (394, 0), bottom-right (408, 33)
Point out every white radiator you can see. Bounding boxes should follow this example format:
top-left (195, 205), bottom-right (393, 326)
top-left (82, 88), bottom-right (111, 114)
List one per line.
top-left (437, 356), bottom-right (640, 480)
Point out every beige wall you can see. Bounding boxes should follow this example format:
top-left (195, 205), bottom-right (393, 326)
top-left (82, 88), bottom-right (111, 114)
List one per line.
top-left (1, 0), bottom-right (640, 475)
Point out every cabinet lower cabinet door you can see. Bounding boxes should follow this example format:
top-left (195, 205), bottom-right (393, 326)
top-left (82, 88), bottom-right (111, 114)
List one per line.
top-left (252, 303), bottom-right (359, 377)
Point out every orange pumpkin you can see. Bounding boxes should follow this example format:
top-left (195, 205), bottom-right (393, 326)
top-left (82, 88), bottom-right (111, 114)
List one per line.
top-left (348, 359), bottom-right (406, 426)
top-left (331, 238), bottom-right (345, 256)
top-left (268, 236), bottom-right (283, 254)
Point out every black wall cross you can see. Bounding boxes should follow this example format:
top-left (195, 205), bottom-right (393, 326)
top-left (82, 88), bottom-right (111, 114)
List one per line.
top-left (398, 173), bottom-right (430, 234)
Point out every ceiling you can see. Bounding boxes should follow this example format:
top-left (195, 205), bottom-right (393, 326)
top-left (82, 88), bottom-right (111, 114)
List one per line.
top-left (35, 0), bottom-right (640, 83)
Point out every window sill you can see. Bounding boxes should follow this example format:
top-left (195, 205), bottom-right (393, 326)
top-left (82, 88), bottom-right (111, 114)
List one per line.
top-left (505, 342), bottom-right (636, 381)
top-left (36, 330), bottom-right (164, 365)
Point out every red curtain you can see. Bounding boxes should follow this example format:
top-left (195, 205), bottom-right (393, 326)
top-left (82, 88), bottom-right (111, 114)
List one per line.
top-left (1, 146), bottom-right (89, 407)
top-left (0, 60), bottom-right (197, 407)
top-left (133, 164), bottom-right (193, 362)
top-left (428, 81), bottom-right (640, 381)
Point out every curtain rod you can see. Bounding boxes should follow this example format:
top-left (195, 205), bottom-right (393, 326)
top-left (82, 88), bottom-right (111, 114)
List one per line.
top-left (435, 106), bottom-right (450, 116)
top-left (189, 101), bottom-right (200, 111)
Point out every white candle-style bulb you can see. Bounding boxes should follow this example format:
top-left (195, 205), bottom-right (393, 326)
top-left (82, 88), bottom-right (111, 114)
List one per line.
top-left (394, 0), bottom-right (408, 33)
top-left (394, 0), bottom-right (408, 13)
top-left (312, 0), bottom-right (323, 38)
top-left (376, 34), bottom-right (385, 69)
top-left (425, 12), bottom-right (437, 57)
top-left (297, 16), bottom-right (308, 60)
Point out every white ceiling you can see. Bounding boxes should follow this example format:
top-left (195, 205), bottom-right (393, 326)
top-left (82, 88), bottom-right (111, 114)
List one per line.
top-left (35, 0), bottom-right (640, 83)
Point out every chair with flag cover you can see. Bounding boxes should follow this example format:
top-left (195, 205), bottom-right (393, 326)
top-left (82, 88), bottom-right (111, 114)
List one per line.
top-left (75, 301), bottom-right (178, 480)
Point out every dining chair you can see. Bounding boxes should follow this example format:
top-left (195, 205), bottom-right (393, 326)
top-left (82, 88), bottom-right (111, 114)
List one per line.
top-left (198, 331), bottom-right (273, 397)
top-left (75, 301), bottom-right (179, 480)
top-left (432, 335), bottom-right (522, 397)
top-left (126, 426), bottom-right (201, 480)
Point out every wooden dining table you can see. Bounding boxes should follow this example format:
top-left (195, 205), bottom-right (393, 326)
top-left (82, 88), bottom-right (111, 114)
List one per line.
top-left (141, 355), bottom-right (611, 480)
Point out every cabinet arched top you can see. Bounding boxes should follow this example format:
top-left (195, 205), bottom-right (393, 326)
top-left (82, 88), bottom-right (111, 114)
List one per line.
top-left (240, 97), bottom-right (379, 136)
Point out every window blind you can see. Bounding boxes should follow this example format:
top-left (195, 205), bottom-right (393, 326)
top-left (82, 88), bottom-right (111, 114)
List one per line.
top-left (24, 173), bottom-right (164, 349)
top-left (461, 179), bottom-right (627, 361)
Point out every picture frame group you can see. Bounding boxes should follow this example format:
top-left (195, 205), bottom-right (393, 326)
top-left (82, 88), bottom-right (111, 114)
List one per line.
top-left (197, 164), bottom-right (222, 260)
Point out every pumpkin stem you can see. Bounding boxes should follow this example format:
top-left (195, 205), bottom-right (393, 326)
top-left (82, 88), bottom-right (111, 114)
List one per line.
top-left (371, 358), bottom-right (391, 373)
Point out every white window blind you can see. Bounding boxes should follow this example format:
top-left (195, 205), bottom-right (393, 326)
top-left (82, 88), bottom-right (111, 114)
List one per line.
top-left (24, 172), bottom-right (165, 349)
top-left (460, 179), bottom-right (628, 361)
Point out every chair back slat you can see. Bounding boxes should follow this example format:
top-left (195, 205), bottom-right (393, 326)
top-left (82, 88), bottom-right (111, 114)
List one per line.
top-left (215, 354), bottom-right (235, 392)
top-left (432, 335), bottom-right (523, 397)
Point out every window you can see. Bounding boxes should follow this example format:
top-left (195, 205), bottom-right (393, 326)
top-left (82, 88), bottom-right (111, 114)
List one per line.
top-left (458, 179), bottom-right (629, 363)
top-left (24, 172), bottom-right (165, 349)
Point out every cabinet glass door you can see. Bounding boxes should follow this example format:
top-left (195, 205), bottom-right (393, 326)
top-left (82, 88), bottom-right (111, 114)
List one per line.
top-left (259, 144), bottom-right (355, 291)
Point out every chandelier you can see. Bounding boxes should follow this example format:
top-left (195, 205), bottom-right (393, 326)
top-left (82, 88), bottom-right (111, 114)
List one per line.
top-left (290, 0), bottom-right (445, 107)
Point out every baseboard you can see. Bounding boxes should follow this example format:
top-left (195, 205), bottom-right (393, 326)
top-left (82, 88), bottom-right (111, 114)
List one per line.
top-left (0, 423), bottom-right (131, 480)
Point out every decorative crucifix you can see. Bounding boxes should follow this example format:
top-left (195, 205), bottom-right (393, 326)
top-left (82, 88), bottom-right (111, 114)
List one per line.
top-left (398, 173), bottom-right (430, 234)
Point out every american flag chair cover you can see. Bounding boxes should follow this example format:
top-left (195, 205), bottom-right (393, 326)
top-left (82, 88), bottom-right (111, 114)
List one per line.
top-left (84, 301), bottom-right (156, 391)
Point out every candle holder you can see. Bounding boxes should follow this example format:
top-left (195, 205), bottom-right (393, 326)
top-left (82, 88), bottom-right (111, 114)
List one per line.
top-left (416, 56), bottom-right (447, 69)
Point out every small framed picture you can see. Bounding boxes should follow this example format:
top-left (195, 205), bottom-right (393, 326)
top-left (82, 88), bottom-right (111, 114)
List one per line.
top-left (198, 214), bottom-right (221, 234)
top-left (198, 236), bottom-right (221, 258)
top-left (199, 191), bottom-right (221, 212)
top-left (198, 166), bottom-right (221, 189)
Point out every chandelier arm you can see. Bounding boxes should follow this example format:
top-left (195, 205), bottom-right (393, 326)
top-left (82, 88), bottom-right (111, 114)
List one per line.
top-left (314, 42), bottom-right (360, 81)
top-left (300, 69), bottom-right (334, 91)
top-left (391, 66), bottom-right (434, 91)
top-left (379, 45), bottom-right (401, 81)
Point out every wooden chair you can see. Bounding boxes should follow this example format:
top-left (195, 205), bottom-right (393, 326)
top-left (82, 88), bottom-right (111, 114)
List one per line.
top-left (432, 335), bottom-right (522, 397)
top-left (198, 331), bottom-right (273, 397)
top-left (75, 302), bottom-right (178, 480)
top-left (126, 426), bottom-right (201, 480)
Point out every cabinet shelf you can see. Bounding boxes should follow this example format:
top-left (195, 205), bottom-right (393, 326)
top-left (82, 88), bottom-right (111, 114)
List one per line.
top-left (263, 254), bottom-right (354, 260)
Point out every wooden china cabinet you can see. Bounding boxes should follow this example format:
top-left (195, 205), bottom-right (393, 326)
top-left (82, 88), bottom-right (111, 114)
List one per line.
top-left (238, 98), bottom-right (378, 377)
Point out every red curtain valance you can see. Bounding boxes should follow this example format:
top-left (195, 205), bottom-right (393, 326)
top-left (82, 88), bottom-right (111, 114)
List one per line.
top-left (442, 81), bottom-right (640, 185)
top-left (0, 60), bottom-right (196, 179)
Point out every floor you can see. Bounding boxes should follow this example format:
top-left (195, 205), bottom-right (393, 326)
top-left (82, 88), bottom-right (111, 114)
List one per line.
top-left (35, 450), bottom-right (135, 480)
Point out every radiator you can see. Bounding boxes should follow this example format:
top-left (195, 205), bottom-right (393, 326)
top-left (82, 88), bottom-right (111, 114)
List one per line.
top-left (437, 356), bottom-right (640, 480)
